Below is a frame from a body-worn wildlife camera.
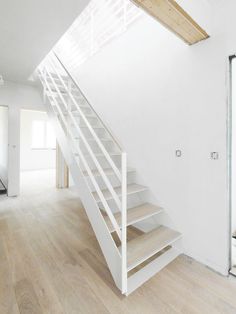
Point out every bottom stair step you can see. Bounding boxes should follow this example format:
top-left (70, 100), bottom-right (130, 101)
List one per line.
top-left (104, 203), bottom-right (164, 233)
top-left (127, 246), bottom-right (181, 295)
top-left (123, 225), bottom-right (182, 271)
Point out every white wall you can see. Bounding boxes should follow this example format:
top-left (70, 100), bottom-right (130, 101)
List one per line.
top-left (0, 106), bottom-right (8, 187)
top-left (0, 0), bottom-right (90, 82)
top-left (20, 110), bottom-right (56, 171)
top-left (0, 81), bottom-right (44, 195)
top-left (0, 81), bottom-right (43, 110)
top-left (60, 1), bottom-right (236, 274)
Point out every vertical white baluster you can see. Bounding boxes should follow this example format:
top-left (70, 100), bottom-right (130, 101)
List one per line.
top-left (121, 152), bottom-right (127, 294)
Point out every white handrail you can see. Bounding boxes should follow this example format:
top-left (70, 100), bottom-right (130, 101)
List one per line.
top-left (121, 152), bottom-right (127, 293)
top-left (38, 68), bottom-right (122, 240)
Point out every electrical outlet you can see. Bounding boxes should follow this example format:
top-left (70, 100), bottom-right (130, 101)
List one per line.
top-left (176, 150), bottom-right (182, 157)
top-left (211, 152), bottom-right (219, 160)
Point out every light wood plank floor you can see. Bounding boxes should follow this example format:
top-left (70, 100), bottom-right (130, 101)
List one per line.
top-left (0, 170), bottom-right (236, 314)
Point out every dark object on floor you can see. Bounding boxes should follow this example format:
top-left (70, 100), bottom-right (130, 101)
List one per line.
top-left (0, 178), bottom-right (7, 195)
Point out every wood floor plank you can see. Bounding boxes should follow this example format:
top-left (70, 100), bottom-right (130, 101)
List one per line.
top-left (0, 170), bottom-right (236, 314)
top-left (22, 213), bottom-right (110, 314)
top-left (0, 237), bottom-right (20, 314)
top-left (164, 265), bottom-right (236, 314)
top-left (6, 230), bottom-right (65, 314)
top-left (170, 256), bottom-right (236, 309)
top-left (15, 279), bottom-right (43, 314)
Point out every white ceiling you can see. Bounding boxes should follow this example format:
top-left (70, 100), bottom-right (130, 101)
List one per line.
top-left (0, 0), bottom-right (90, 82)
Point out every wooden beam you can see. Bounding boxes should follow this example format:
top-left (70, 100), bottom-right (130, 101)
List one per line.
top-left (132, 0), bottom-right (209, 45)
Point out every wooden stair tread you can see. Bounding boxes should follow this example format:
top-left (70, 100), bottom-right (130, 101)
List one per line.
top-left (83, 167), bottom-right (135, 178)
top-left (64, 112), bottom-right (96, 118)
top-left (75, 152), bottom-right (121, 158)
top-left (92, 184), bottom-right (148, 202)
top-left (93, 152), bottom-right (120, 157)
top-left (104, 203), bottom-right (163, 232)
top-left (74, 137), bottom-right (112, 142)
top-left (123, 226), bottom-right (181, 271)
top-left (79, 125), bottom-right (104, 129)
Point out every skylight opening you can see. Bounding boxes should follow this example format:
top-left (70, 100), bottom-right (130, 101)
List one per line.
top-left (54, 0), bottom-right (142, 71)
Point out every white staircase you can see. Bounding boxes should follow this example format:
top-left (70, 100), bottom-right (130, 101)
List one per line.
top-left (37, 52), bottom-right (182, 295)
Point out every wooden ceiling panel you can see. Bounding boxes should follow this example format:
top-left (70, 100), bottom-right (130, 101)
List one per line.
top-left (132, 0), bottom-right (209, 45)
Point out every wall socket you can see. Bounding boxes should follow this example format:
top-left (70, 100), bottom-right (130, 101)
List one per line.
top-left (211, 152), bottom-right (219, 160)
top-left (176, 150), bottom-right (182, 157)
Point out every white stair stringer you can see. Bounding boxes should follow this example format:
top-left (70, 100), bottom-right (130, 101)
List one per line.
top-left (37, 51), bottom-right (182, 295)
top-left (44, 97), bottom-right (123, 290)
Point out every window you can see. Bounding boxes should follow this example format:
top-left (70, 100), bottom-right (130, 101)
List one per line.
top-left (32, 120), bottom-right (56, 149)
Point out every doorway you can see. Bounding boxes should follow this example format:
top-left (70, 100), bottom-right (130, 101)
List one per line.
top-left (20, 109), bottom-right (57, 195)
top-left (0, 105), bottom-right (8, 195)
top-left (229, 56), bottom-right (236, 275)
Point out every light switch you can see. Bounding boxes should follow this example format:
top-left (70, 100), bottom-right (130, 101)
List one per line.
top-left (211, 152), bottom-right (219, 160)
top-left (176, 150), bottom-right (182, 157)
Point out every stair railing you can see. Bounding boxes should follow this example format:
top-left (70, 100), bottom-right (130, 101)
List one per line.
top-left (37, 52), bottom-right (127, 293)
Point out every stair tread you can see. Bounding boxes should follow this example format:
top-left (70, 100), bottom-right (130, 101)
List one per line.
top-left (74, 137), bottom-right (112, 142)
top-left (104, 203), bottom-right (163, 232)
top-left (75, 152), bottom-right (121, 158)
top-left (83, 167), bottom-right (135, 178)
top-left (64, 112), bottom-right (96, 118)
top-left (94, 152), bottom-right (120, 157)
top-left (123, 226), bottom-right (182, 271)
top-left (80, 125), bottom-right (104, 129)
top-left (92, 184), bottom-right (148, 202)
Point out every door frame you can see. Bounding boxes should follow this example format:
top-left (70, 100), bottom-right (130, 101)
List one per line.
top-left (228, 54), bottom-right (236, 275)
